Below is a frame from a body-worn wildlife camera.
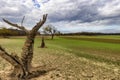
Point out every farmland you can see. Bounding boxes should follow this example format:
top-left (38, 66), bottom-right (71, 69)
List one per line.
top-left (0, 35), bottom-right (120, 80)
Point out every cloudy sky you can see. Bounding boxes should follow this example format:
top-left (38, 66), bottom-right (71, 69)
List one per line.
top-left (0, 0), bottom-right (120, 33)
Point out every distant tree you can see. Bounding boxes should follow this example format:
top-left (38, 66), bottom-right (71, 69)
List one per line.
top-left (0, 14), bottom-right (48, 80)
top-left (43, 24), bottom-right (59, 39)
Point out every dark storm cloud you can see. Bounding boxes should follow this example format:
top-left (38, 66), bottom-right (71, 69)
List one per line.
top-left (47, 0), bottom-right (120, 26)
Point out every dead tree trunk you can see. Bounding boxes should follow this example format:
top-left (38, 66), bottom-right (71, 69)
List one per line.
top-left (0, 14), bottom-right (47, 80)
top-left (38, 35), bottom-right (45, 48)
top-left (40, 36), bottom-right (45, 48)
top-left (51, 33), bottom-right (54, 40)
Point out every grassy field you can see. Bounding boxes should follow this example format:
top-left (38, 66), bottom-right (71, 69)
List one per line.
top-left (59, 36), bottom-right (120, 66)
top-left (0, 35), bottom-right (120, 80)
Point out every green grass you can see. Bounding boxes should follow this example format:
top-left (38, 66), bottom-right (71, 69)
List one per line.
top-left (0, 35), bottom-right (120, 67)
top-left (45, 36), bottom-right (120, 66)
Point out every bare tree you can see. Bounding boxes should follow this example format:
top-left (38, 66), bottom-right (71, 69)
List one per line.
top-left (43, 24), bottom-right (58, 40)
top-left (0, 14), bottom-right (48, 80)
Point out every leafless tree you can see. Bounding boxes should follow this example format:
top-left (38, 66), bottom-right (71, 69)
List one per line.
top-left (0, 14), bottom-right (48, 80)
top-left (43, 24), bottom-right (58, 40)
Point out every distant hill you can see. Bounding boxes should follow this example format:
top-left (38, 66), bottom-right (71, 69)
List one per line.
top-left (0, 28), bottom-right (40, 36)
top-left (0, 28), bottom-right (26, 36)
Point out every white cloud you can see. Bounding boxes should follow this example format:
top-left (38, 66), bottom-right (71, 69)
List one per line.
top-left (40, 0), bottom-right (79, 17)
top-left (0, 0), bottom-right (120, 33)
top-left (98, 0), bottom-right (120, 17)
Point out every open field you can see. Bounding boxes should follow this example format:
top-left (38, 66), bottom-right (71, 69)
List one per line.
top-left (0, 35), bottom-right (120, 80)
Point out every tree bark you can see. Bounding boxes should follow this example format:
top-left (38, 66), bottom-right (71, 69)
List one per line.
top-left (0, 14), bottom-right (48, 80)
top-left (0, 46), bottom-right (26, 79)
top-left (51, 33), bottom-right (54, 40)
top-left (21, 34), bottom-right (35, 73)
top-left (40, 36), bottom-right (45, 48)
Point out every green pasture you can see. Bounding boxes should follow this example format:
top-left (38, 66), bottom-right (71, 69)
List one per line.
top-left (0, 35), bottom-right (120, 67)
top-left (47, 36), bottom-right (120, 66)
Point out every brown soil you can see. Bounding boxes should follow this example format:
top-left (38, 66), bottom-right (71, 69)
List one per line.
top-left (0, 51), bottom-right (120, 80)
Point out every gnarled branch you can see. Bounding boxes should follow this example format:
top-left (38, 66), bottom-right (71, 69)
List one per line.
top-left (0, 46), bottom-right (21, 66)
top-left (31, 14), bottom-right (48, 34)
top-left (2, 18), bottom-right (29, 33)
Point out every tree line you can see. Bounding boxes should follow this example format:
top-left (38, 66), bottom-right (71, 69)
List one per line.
top-left (0, 24), bottom-right (60, 38)
top-left (0, 27), bottom-right (26, 37)
top-left (60, 32), bottom-right (120, 36)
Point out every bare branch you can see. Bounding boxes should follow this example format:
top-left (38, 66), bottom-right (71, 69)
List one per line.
top-left (31, 14), bottom-right (48, 34)
top-left (3, 18), bottom-right (29, 33)
top-left (21, 16), bottom-right (25, 26)
top-left (0, 46), bottom-right (21, 66)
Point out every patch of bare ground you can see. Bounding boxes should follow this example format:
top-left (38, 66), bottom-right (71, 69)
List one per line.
top-left (0, 49), bottom-right (120, 80)
top-left (30, 49), bottom-right (120, 80)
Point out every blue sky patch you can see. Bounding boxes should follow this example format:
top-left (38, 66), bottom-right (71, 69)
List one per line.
top-left (32, 0), bottom-right (41, 8)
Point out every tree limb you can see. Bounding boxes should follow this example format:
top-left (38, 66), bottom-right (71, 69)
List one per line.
top-left (0, 46), bottom-right (21, 66)
top-left (21, 16), bottom-right (25, 26)
top-left (2, 18), bottom-right (29, 33)
top-left (31, 14), bottom-right (48, 34)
